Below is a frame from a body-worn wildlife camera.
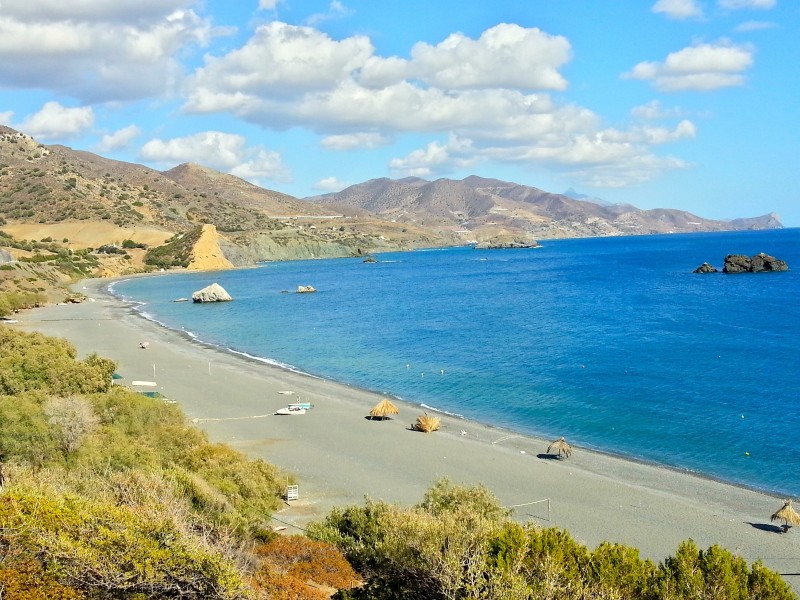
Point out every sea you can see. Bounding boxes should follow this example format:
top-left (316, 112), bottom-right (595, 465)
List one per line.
top-left (110, 228), bottom-right (800, 497)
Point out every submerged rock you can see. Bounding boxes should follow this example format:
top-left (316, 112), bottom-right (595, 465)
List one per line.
top-left (192, 283), bottom-right (233, 303)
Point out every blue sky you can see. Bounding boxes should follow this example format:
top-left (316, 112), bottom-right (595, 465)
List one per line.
top-left (1, 0), bottom-right (797, 224)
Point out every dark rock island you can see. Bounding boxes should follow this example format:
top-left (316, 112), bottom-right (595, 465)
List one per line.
top-left (694, 253), bottom-right (788, 274)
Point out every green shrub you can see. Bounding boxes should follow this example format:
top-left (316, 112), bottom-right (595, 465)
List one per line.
top-left (314, 481), bottom-right (796, 600)
top-left (0, 491), bottom-right (249, 599)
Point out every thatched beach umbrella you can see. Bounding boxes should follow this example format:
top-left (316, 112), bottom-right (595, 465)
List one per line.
top-left (369, 398), bottom-right (399, 420)
top-left (771, 500), bottom-right (800, 532)
top-left (413, 413), bottom-right (441, 433)
top-left (547, 437), bottom-right (573, 459)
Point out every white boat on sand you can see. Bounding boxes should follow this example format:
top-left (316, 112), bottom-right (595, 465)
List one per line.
top-left (275, 406), bottom-right (306, 416)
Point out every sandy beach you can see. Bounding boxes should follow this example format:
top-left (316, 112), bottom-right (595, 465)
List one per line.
top-left (13, 276), bottom-right (800, 590)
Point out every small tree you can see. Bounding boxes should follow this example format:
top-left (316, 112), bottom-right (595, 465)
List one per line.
top-left (43, 396), bottom-right (99, 454)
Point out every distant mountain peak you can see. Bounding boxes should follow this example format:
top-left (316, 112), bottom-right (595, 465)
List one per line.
top-left (305, 175), bottom-right (783, 239)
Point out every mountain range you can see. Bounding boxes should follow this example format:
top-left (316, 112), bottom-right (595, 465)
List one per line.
top-left (306, 175), bottom-right (782, 243)
top-left (0, 125), bottom-right (783, 277)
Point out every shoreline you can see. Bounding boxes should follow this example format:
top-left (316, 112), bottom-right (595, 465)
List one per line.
top-left (108, 278), bottom-right (788, 501)
top-left (14, 276), bottom-right (800, 590)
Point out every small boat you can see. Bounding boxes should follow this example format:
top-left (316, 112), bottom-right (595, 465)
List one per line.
top-left (275, 406), bottom-right (306, 416)
top-left (288, 402), bottom-right (314, 410)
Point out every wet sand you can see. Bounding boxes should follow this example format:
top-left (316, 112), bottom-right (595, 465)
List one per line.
top-left (14, 277), bottom-right (800, 590)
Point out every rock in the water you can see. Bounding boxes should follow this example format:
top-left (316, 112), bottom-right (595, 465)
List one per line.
top-left (296, 285), bottom-right (317, 294)
top-left (474, 239), bottom-right (539, 250)
top-left (693, 262), bottom-right (718, 274)
top-left (192, 283), bottom-right (232, 303)
top-left (723, 253), bottom-right (788, 273)
top-left (749, 252), bottom-right (788, 272)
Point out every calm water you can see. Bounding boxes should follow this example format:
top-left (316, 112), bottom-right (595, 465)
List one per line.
top-left (112, 229), bottom-right (800, 496)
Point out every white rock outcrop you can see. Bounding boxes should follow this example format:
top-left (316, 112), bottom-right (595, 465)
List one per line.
top-left (192, 283), bottom-right (233, 303)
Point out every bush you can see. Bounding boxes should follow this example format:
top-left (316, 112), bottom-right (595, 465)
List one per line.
top-left (0, 491), bottom-right (249, 599)
top-left (251, 535), bottom-right (360, 596)
top-left (43, 395), bottom-right (100, 453)
top-left (312, 481), bottom-right (796, 600)
top-left (0, 328), bottom-right (115, 396)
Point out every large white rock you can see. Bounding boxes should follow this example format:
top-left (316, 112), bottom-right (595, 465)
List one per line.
top-left (192, 283), bottom-right (232, 303)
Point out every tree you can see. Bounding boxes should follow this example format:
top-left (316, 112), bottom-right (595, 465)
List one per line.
top-left (43, 396), bottom-right (99, 454)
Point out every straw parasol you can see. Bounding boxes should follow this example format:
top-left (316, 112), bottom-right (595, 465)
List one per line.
top-left (413, 412), bottom-right (441, 433)
top-left (546, 437), bottom-right (573, 459)
top-left (369, 398), bottom-right (399, 420)
top-left (771, 499), bottom-right (800, 532)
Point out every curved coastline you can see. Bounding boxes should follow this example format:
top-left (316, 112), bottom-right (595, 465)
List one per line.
top-left (15, 274), bottom-right (800, 592)
top-left (104, 274), bottom-right (788, 501)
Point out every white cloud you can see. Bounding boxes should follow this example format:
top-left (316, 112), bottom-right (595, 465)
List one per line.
top-left (718, 0), bottom-right (775, 9)
top-left (185, 21), bottom-right (694, 189)
top-left (139, 131), bottom-right (289, 182)
top-left (230, 149), bottom-right (290, 182)
top-left (96, 124), bottom-right (140, 152)
top-left (0, 111), bottom-right (14, 124)
top-left (652, 0), bottom-right (704, 19)
top-left (18, 101), bottom-right (94, 139)
top-left (313, 176), bottom-right (349, 191)
top-left (259, 0), bottom-right (283, 9)
top-left (733, 20), bottom-right (777, 31)
top-left (410, 24), bottom-right (570, 91)
top-left (623, 41), bottom-right (753, 91)
top-left (306, 1), bottom-right (352, 26)
top-left (0, 0), bottom-right (194, 22)
top-left (321, 132), bottom-right (388, 151)
top-left (600, 120), bottom-right (697, 145)
top-left (0, 5), bottom-right (214, 102)
top-left (631, 100), bottom-right (686, 120)
top-left (190, 22), bottom-right (373, 97)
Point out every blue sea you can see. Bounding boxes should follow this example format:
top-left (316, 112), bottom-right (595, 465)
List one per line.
top-left (111, 229), bottom-right (800, 497)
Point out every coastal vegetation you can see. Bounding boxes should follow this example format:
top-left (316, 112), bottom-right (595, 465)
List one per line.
top-left (0, 323), bottom-right (796, 598)
top-left (311, 478), bottom-right (795, 600)
top-left (0, 326), bottom-right (359, 598)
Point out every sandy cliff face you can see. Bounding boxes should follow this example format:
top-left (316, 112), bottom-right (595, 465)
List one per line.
top-left (186, 224), bottom-right (235, 271)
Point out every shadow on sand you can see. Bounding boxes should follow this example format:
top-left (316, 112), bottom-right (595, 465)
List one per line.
top-left (746, 522), bottom-right (790, 534)
top-left (536, 453), bottom-right (566, 461)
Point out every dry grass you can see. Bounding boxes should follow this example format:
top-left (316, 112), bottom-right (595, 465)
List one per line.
top-left (413, 413), bottom-right (440, 433)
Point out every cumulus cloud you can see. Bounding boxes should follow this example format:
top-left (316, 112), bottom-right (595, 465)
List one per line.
top-left (622, 41), bottom-right (754, 91)
top-left (96, 124), bottom-right (140, 152)
top-left (409, 23), bottom-right (571, 91)
top-left (184, 21), bottom-right (693, 188)
top-left (190, 22), bottom-right (373, 98)
top-left (139, 131), bottom-right (290, 182)
top-left (321, 132), bottom-right (389, 151)
top-left (0, 0), bottom-right (194, 22)
top-left (389, 138), bottom-right (477, 177)
top-left (0, 111), bottom-right (14, 125)
top-left (18, 101), bottom-right (94, 139)
top-left (718, 0), bottom-right (775, 9)
top-left (652, 0), bottom-right (704, 20)
top-left (0, 3), bottom-right (214, 102)
top-left (313, 176), bottom-right (349, 191)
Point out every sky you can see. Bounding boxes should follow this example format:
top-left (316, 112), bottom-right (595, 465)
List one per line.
top-left (1, 0), bottom-right (798, 225)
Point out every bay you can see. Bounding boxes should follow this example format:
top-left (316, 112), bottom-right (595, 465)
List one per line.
top-left (111, 228), bottom-right (800, 496)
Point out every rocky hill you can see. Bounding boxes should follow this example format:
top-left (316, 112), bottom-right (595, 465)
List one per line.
top-left (306, 175), bottom-right (783, 243)
top-left (0, 127), bottom-right (453, 271)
